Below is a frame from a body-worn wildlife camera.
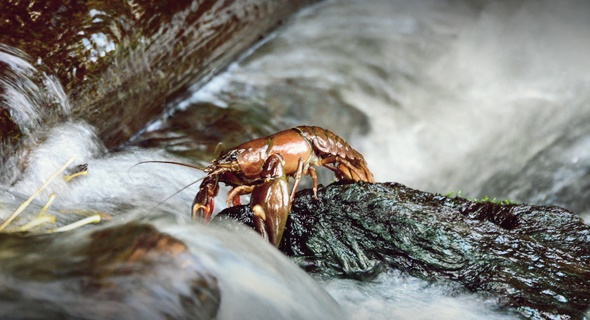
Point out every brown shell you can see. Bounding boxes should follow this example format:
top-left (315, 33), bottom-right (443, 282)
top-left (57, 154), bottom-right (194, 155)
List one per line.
top-left (294, 126), bottom-right (374, 182)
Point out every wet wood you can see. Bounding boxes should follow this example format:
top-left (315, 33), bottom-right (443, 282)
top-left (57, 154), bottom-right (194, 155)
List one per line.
top-left (0, 0), bottom-right (318, 152)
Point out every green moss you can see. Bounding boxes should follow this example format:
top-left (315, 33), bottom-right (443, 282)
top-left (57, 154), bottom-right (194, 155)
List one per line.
top-left (445, 190), bottom-right (516, 205)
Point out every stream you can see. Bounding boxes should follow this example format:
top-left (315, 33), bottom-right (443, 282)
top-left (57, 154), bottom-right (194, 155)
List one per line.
top-left (2, 0), bottom-right (590, 319)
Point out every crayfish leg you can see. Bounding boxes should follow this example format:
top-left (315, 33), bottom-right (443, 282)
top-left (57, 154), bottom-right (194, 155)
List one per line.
top-left (321, 156), bottom-right (372, 183)
top-left (226, 185), bottom-right (255, 207)
top-left (308, 166), bottom-right (319, 200)
top-left (290, 157), bottom-right (306, 204)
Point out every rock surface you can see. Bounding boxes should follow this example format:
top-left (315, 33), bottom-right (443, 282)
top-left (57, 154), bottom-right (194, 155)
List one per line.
top-left (219, 182), bottom-right (590, 319)
top-left (0, 223), bottom-right (220, 319)
top-left (0, 0), bottom-right (317, 156)
top-left (0, 218), bottom-right (346, 319)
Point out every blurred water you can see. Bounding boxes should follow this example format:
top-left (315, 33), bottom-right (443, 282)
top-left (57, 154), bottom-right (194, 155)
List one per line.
top-left (0, 61), bottom-right (512, 320)
top-left (0, 45), bottom-right (71, 129)
top-left (168, 0), bottom-right (590, 317)
top-left (323, 269), bottom-right (516, 320)
top-left (162, 218), bottom-right (346, 320)
top-left (187, 0), bottom-right (590, 219)
top-left (0, 120), bottom-right (344, 319)
top-left (2, 0), bottom-right (590, 318)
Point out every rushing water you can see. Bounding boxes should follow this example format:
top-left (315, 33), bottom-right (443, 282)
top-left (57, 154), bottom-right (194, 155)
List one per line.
top-left (2, 0), bottom-right (590, 318)
top-left (159, 0), bottom-right (590, 317)
top-left (182, 0), bottom-right (590, 220)
top-left (323, 269), bottom-right (514, 320)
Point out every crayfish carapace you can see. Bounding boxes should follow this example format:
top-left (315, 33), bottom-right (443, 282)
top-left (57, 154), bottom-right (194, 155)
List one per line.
top-left (193, 125), bottom-right (374, 246)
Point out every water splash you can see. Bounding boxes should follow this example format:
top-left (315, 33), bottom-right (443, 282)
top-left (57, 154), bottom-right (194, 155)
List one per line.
top-left (0, 44), bottom-right (71, 136)
top-left (163, 219), bottom-right (346, 319)
top-left (323, 269), bottom-right (515, 320)
top-left (152, 0), bottom-right (590, 317)
top-left (2, 0), bottom-right (589, 318)
top-left (1, 122), bottom-right (208, 228)
top-left (174, 0), bottom-right (590, 213)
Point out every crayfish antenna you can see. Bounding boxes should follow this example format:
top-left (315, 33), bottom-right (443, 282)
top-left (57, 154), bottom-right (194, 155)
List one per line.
top-left (214, 141), bottom-right (225, 157)
top-left (144, 176), bottom-right (206, 217)
top-left (127, 160), bottom-right (209, 216)
top-left (129, 160), bottom-right (208, 173)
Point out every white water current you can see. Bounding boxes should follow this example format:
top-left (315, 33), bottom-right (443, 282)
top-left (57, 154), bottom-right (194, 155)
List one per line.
top-left (2, 0), bottom-right (590, 318)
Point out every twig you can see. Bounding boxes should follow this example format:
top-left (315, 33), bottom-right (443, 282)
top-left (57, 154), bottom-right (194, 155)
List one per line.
top-left (0, 157), bottom-right (75, 232)
top-left (20, 215), bottom-right (56, 231)
top-left (19, 193), bottom-right (57, 231)
top-left (63, 170), bottom-right (88, 182)
top-left (49, 214), bottom-right (101, 233)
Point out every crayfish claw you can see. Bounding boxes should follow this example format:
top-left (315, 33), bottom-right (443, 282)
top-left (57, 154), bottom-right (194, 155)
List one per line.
top-left (191, 197), bottom-right (214, 222)
top-left (252, 204), bottom-right (270, 242)
top-left (191, 204), bottom-right (206, 221)
top-left (249, 154), bottom-right (291, 247)
top-left (192, 174), bottom-right (219, 222)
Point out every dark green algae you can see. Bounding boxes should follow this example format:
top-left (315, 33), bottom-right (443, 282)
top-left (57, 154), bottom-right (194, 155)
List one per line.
top-left (218, 181), bottom-right (590, 319)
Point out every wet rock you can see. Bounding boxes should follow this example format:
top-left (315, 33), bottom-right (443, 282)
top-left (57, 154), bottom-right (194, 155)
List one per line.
top-left (0, 217), bottom-right (347, 319)
top-left (130, 81), bottom-right (371, 163)
top-left (129, 101), bottom-right (278, 159)
top-left (220, 182), bottom-right (590, 319)
top-left (0, 222), bottom-right (220, 319)
top-left (0, 0), bottom-right (318, 154)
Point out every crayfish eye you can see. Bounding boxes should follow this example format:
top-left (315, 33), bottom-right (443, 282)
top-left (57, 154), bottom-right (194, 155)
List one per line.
top-left (217, 149), bottom-right (240, 165)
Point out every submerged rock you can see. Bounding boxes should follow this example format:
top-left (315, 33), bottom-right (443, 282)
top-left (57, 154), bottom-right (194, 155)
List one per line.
top-left (219, 182), bottom-right (590, 319)
top-left (0, 218), bottom-right (346, 319)
top-left (0, 223), bottom-right (221, 319)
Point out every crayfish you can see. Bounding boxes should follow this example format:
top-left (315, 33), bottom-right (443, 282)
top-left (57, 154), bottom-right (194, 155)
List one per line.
top-left (193, 126), bottom-right (374, 246)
